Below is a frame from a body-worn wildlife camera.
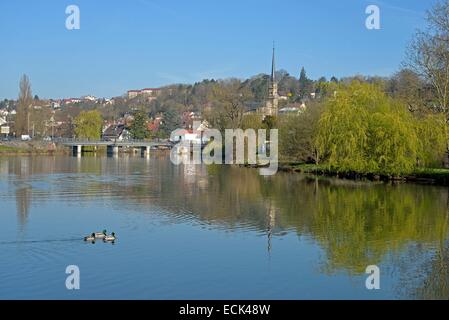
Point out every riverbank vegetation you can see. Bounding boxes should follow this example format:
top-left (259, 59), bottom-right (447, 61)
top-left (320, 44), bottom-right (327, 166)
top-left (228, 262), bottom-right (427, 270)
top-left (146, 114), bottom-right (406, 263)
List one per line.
top-left (275, 79), bottom-right (448, 181)
top-left (0, 142), bottom-right (60, 155)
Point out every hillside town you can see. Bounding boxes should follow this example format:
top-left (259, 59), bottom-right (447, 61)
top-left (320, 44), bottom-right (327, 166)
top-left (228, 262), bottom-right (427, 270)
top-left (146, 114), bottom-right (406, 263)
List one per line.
top-left (0, 48), bottom-right (315, 142)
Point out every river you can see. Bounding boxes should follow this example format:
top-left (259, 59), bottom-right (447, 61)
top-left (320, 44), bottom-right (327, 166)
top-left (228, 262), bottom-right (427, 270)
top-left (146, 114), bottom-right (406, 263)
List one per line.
top-left (0, 154), bottom-right (448, 299)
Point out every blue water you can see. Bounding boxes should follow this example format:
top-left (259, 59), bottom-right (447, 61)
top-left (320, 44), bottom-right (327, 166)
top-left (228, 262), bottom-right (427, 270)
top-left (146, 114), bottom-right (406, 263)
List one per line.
top-left (0, 155), bottom-right (447, 299)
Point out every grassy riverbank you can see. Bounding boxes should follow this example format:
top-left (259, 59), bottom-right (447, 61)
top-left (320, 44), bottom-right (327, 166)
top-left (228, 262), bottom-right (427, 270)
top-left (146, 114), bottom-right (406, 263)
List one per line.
top-left (278, 162), bottom-right (449, 186)
top-left (0, 142), bottom-right (64, 155)
top-left (0, 145), bottom-right (31, 154)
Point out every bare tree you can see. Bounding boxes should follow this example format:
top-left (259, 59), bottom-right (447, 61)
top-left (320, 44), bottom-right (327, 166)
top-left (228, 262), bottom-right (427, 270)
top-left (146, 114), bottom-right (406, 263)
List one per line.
top-left (16, 74), bottom-right (33, 136)
top-left (405, 0), bottom-right (449, 118)
top-left (207, 79), bottom-right (252, 131)
top-left (389, 69), bottom-right (432, 113)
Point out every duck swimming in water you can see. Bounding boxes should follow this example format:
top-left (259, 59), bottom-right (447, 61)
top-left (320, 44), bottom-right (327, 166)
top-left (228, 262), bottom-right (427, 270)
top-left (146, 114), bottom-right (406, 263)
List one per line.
top-left (84, 233), bottom-right (95, 242)
top-left (103, 232), bottom-right (116, 242)
top-left (94, 230), bottom-right (107, 239)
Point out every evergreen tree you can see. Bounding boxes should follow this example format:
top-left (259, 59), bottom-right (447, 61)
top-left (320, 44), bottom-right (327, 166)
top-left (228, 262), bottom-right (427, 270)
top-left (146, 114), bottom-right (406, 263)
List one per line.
top-left (130, 110), bottom-right (150, 139)
top-left (299, 67), bottom-right (312, 98)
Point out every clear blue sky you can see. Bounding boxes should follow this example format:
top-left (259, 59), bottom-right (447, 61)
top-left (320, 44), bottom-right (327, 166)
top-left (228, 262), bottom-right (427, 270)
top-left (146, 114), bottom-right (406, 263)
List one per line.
top-left (0, 0), bottom-right (435, 99)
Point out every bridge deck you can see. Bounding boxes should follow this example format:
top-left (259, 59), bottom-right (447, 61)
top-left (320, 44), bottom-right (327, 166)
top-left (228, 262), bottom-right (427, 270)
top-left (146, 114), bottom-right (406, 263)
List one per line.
top-left (58, 140), bottom-right (172, 148)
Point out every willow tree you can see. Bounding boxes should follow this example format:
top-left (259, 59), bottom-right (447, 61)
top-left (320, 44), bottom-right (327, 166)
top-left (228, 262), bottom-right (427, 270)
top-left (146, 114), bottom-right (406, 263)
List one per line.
top-left (315, 81), bottom-right (420, 175)
top-left (415, 113), bottom-right (447, 167)
top-left (73, 110), bottom-right (103, 139)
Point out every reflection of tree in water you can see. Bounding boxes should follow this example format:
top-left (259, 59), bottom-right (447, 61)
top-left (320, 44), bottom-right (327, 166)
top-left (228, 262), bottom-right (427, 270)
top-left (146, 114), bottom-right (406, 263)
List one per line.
top-left (397, 205), bottom-right (449, 299)
top-left (414, 240), bottom-right (449, 299)
top-left (8, 157), bottom-right (33, 229)
top-left (262, 174), bottom-right (449, 299)
top-left (280, 180), bottom-right (449, 275)
top-left (15, 186), bottom-right (31, 228)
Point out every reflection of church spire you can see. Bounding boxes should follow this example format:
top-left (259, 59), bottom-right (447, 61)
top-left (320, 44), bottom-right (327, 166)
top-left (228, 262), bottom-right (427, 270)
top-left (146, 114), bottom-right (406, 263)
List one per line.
top-left (267, 202), bottom-right (277, 255)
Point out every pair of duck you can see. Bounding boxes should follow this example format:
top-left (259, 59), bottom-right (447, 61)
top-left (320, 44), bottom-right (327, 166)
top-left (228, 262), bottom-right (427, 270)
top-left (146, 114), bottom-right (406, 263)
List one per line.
top-left (84, 230), bottom-right (116, 242)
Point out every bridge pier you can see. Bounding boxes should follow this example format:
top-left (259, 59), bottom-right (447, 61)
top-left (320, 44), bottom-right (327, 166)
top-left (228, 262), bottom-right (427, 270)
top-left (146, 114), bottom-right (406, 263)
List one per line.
top-left (141, 146), bottom-right (150, 158)
top-left (73, 145), bottom-right (82, 157)
top-left (107, 145), bottom-right (119, 157)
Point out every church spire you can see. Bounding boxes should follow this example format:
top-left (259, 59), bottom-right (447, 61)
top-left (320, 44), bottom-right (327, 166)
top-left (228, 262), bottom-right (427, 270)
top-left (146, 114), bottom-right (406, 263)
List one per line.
top-left (271, 43), bottom-right (276, 82)
top-left (259, 43), bottom-right (279, 117)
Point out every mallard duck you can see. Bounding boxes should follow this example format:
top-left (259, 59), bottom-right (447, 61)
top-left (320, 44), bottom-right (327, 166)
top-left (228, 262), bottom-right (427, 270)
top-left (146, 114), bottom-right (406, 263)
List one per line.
top-left (103, 232), bottom-right (116, 242)
top-left (94, 230), bottom-right (107, 239)
top-left (84, 233), bottom-right (95, 242)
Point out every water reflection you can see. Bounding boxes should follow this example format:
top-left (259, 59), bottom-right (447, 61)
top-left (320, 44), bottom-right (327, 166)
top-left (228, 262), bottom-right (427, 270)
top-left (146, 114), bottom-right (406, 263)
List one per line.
top-left (415, 241), bottom-right (449, 299)
top-left (15, 186), bottom-right (31, 228)
top-left (1, 155), bottom-right (449, 299)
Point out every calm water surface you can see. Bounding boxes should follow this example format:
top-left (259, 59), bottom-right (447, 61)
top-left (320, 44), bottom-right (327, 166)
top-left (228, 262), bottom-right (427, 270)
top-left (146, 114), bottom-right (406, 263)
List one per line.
top-left (0, 155), bottom-right (448, 299)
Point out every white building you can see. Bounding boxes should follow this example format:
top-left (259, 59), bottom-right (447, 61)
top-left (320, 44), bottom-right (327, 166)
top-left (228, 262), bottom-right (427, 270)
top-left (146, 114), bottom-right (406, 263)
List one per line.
top-left (127, 90), bottom-right (141, 99)
top-left (141, 88), bottom-right (160, 97)
top-left (63, 98), bottom-right (82, 104)
top-left (82, 95), bottom-right (97, 102)
top-left (279, 102), bottom-right (306, 114)
top-left (171, 121), bottom-right (210, 145)
top-left (104, 98), bottom-right (114, 105)
top-left (127, 88), bottom-right (161, 100)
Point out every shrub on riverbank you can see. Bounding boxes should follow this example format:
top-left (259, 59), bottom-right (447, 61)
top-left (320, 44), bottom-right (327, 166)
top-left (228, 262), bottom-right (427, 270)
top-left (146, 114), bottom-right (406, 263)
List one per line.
top-left (278, 100), bottom-right (323, 163)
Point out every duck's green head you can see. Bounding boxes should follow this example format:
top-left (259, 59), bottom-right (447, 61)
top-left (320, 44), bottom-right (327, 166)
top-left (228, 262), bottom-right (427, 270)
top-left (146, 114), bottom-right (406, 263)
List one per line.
top-left (91, 233), bottom-right (95, 237)
top-left (103, 229), bottom-right (107, 235)
top-left (111, 232), bottom-right (115, 236)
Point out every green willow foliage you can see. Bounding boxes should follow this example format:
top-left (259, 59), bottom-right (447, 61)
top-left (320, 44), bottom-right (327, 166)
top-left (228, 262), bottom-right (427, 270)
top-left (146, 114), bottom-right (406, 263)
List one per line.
top-left (315, 82), bottom-right (446, 175)
top-left (74, 110), bottom-right (103, 140)
top-left (415, 114), bottom-right (447, 167)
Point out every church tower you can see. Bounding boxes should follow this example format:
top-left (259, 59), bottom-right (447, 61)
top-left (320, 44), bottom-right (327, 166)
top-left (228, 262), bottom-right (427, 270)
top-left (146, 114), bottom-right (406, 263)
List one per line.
top-left (265, 45), bottom-right (279, 116)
